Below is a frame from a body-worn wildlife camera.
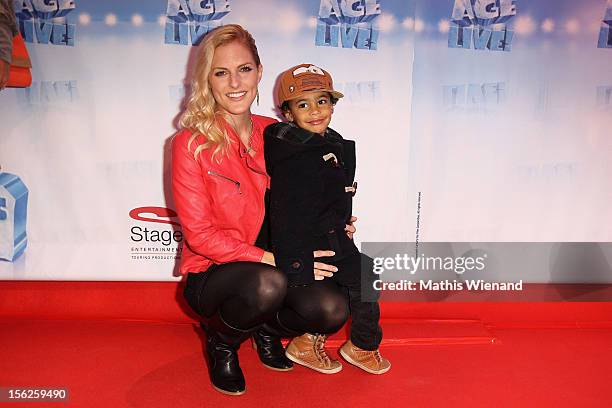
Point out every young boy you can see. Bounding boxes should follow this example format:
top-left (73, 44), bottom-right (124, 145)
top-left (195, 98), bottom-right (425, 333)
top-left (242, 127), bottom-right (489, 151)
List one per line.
top-left (263, 63), bottom-right (390, 375)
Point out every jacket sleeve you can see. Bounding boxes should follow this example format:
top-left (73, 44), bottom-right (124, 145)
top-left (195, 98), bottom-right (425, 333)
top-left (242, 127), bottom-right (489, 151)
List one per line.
top-left (267, 146), bottom-right (321, 286)
top-left (0, 0), bottom-right (18, 65)
top-left (171, 132), bottom-right (265, 264)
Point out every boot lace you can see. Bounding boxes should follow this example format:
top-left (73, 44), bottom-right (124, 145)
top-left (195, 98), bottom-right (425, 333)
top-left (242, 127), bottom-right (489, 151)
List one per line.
top-left (314, 335), bottom-right (331, 365)
top-left (371, 349), bottom-right (383, 363)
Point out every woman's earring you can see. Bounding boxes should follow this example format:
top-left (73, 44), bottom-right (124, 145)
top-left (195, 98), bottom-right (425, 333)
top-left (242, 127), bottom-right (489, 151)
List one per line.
top-left (256, 89), bottom-right (260, 106)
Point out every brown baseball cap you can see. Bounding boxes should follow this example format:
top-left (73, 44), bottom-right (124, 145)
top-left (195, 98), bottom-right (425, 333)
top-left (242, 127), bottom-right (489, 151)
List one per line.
top-left (277, 63), bottom-right (344, 107)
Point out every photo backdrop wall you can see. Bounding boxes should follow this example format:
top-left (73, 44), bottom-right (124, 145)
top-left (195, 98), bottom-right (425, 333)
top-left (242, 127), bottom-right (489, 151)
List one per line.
top-left (0, 0), bottom-right (610, 281)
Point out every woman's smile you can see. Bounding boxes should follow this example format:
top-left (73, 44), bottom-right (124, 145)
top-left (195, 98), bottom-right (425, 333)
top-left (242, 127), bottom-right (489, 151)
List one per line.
top-left (227, 91), bottom-right (246, 97)
top-left (226, 91), bottom-right (248, 100)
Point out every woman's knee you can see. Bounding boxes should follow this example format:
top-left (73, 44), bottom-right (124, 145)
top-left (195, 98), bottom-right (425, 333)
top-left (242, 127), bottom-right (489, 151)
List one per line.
top-left (251, 266), bottom-right (287, 312)
top-left (317, 294), bottom-right (349, 333)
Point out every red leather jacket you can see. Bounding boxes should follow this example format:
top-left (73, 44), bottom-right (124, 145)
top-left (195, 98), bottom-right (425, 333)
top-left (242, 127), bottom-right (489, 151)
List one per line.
top-left (171, 114), bottom-right (277, 275)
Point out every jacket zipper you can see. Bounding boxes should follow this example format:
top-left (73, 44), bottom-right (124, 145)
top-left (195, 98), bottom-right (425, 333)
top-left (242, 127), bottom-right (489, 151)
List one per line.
top-left (207, 170), bottom-right (242, 194)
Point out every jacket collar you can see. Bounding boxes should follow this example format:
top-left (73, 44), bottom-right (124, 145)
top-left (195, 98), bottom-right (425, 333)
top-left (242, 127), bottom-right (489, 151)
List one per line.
top-left (280, 123), bottom-right (343, 146)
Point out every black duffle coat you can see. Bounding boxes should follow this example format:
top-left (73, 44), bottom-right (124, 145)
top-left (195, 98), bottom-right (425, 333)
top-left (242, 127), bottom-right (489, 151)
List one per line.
top-left (263, 122), bottom-right (359, 286)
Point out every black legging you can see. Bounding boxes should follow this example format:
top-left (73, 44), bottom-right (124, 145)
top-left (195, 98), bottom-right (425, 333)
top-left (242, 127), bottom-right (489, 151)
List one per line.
top-left (183, 261), bottom-right (349, 334)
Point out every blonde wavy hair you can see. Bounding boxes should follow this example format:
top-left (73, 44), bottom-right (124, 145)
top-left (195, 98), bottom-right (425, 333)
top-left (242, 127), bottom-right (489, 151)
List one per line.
top-left (180, 24), bottom-right (262, 160)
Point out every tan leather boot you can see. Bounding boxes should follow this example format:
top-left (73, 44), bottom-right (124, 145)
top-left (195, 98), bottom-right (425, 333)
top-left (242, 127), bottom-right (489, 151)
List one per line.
top-left (339, 339), bottom-right (391, 374)
top-left (285, 333), bottom-right (342, 374)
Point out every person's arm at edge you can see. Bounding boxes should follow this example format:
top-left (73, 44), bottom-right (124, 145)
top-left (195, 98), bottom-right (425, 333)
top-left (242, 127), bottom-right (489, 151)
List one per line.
top-left (0, 0), bottom-right (18, 89)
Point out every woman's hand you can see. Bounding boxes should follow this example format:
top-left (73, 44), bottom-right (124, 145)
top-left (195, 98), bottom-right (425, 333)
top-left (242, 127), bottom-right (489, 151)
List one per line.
top-left (260, 251), bottom-right (276, 266)
top-left (313, 250), bottom-right (337, 280)
top-left (345, 216), bottom-right (357, 239)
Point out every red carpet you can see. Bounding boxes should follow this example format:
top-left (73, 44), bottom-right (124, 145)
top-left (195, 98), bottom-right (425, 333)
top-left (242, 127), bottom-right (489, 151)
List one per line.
top-left (1, 281), bottom-right (612, 407)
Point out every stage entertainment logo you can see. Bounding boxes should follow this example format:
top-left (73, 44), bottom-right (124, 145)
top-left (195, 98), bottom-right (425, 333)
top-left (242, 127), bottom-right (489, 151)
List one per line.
top-left (14, 0), bottom-right (76, 46)
top-left (128, 206), bottom-right (183, 261)
top-left (164, 0), bottom-right (231, 45)
top-left (0, 173), bottom-right (29, 262)
top-left (448, 0), bottom-right (516, 52)
top-left (598, 0), bottom-right (612, 49)
top-left (316, 0), bottom-right (381, 50)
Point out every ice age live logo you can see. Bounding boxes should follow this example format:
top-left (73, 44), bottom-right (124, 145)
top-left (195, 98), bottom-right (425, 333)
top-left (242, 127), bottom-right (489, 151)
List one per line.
top-left (316, 0), bottom-right (381, 50)
top-left (165, 0), bottom-right (231, 45)
top-left (448, 0), bottom-right (516, 52)
top-left (14, 0), bottom-right (76, 46)
top-left (598, 0), bottom-right (612, 49)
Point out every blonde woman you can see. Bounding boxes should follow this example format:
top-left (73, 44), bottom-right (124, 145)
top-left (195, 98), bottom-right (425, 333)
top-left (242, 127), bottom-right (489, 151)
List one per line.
top-left (172, 24), bottom-right (352, 396)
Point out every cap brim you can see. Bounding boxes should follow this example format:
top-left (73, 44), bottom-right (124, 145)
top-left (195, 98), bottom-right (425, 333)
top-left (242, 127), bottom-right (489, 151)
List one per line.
top-left (282, 88), bottom-right (344, 104)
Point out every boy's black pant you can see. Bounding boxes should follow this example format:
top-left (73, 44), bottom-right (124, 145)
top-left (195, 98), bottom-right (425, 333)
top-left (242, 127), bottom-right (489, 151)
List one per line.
top-left (326, 252), bottom-right (382, 351)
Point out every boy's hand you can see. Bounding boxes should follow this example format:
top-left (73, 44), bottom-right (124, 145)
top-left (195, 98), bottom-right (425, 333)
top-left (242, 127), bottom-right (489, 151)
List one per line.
top-left (345, 216), bottom-right (357, 239)
top-left (313, 250), bottom-right (337, 280)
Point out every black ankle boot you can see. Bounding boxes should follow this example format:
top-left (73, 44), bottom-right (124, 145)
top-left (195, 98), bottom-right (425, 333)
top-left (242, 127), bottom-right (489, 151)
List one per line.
top-left (202, 314), bottom-right (252, 396)
top-left (252, 327), bottom-right (293, 371)
top-left (252, 314), bottom-right (303, 371)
